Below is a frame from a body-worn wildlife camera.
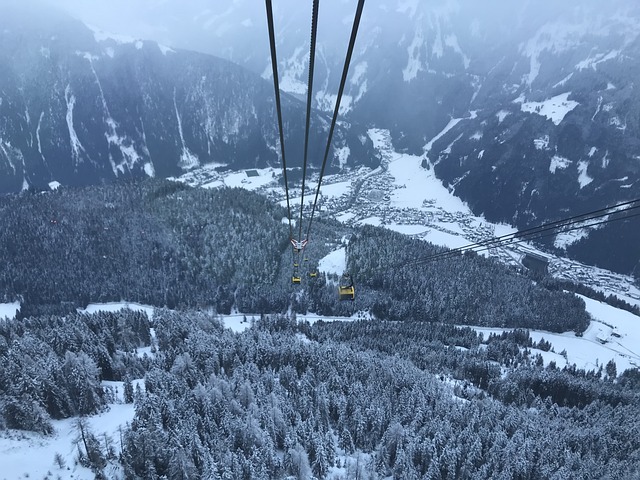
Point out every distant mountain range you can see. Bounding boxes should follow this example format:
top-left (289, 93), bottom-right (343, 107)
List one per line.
top-left (167, 0), bottom-right (640, 276)
top-left (1, 0), bottom-right (638, 276)
top-left (0, 2), bottom-right (373, 193)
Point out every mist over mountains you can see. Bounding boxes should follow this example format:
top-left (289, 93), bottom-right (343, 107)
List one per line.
top-left (0, 1), bottom-right (372, 192)
top-left (0, 0), bottom-right (639, 274)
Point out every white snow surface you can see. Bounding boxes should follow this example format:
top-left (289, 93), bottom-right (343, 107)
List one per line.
top-left (577, 161), bottom-right (593, 188)
top-left (423, 229), bottom-right (472, 250)
top-left (0, 302), bottom-right (20, 320)
top-left (173, 90), bottom-right (199, 170)
top-left (318, 247), bottom-right (347, 276)
top-left (64, 85), bottom-right (85, 165)
top-left (0, 379), bottom-right (144, 480)
top-left (496, 110), bottom-right (510, 123)
top-left (320, 181), bottom-right (351, 199)
top-left (424, 118), bottom-right (463, 153)
top-left (403, 27), bottom-right (425, 82)
top-left (377, 134), bottom-right (467, 214)
top-left (554, 228), bottom-right (590, 249)
top-left (471, 294), bottom-right (640, 373)
top-left (534, 136), bottom-right (549, 151)
top-left (519, 92), bottom-right (578, 125)
top-left (79, 301), bottom-right (155, 319)
top-left (549, 155), bottom-right (571, 174)
top-left (218, 311), bottom-right (361, 334)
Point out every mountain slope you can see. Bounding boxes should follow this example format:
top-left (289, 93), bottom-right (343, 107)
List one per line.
top-left (0, 3), bottom-right (373, 193)
top-left (171, 0), bottom-right (640, 275)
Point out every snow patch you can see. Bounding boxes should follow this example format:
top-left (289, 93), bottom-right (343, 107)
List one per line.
top-left (318, 248), bottom-right (346, 276)
top-left (554, 229), bottom-right (591, 249)
top-left (315, 91), bottom-right (353, 115)
top-left (577, 161), bottom-right (593, 188)
top-left (350, 61), bottom-right (368, 85)
top-left (335, 146), bottom-right (350, 169)
top-left (519, 92), bottom-right (578, 125)
top-left (496, 110), bottom-right (510, 123)
top-left (174, 89), bottom-right (199, 170)
top-left (90, 25), bottom-right (139, 45)
top-left (320, 181), bottom-right (351, 199)
top-left (576, 50), bottom-right (620, 71)
top-left (534, 135), bottom-right (549, 150)
top-left (444, 34), bottom-right (470, 69)
top-left (79, 302), bottom-right (155, 320)
top-left (143, 162), bottom-right (155, 177)
top-left (158, 44), bottom-right (175, 55)
top-left (0, 302), bottom-right (20, 320)
top-left (64, 85), bottom-right (85, 166)
top-left (549, 155), bottom-right (571, 174)
top-left (424, 118), bottom-right (462, 153)
top-left (552, 72), bottom-right (573, 88)
top-left (403, 27), bottom-right (425, 82)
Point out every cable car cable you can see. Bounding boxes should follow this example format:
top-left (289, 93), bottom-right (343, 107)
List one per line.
top-left (414, 208), bottom-right (640, 266)
top-left (265, 0), bottom-right (294, 243)
top-left (297, 0), bottom-right (319, 244)
top-left (390, 200), bottom-right (640, 269)
top-left (398, 198), bottom-right (640, 268)
top-left (305, 0), bottom-right (365, 243)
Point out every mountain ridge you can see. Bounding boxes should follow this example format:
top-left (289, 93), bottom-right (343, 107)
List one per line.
top-left (0, 3), bottom-right (373, 193)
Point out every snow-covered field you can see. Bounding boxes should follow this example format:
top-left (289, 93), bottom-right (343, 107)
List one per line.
top-left (517, 92), bottom-right (579, 125)
top-left (318, 247), bottom-right (347, 276)
top-left (79, 301), bottom-right (155, 319)
top-left (0, 302), bottom-right (20, 320)
top-left (472, 294), bottom-right (640, 373)
top-left (0, 380), bottom-right (144, 480)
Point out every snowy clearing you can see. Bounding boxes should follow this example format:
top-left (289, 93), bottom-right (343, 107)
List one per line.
top-left (318, 247), bottom-right (347, 276)
top-left (217, 311), bottom-right (362, 334)
top-left (385, 145), bottom-right (468, 214)
top-left (518, 92), bottom-right (579, 125)
top-left (318, 181), bottom-right (351, 199)
top-left (0, 380), bottom-right (144, 480)
top-left (79, 302), bottom-right (155, 319)
top-left (0, 301), bottom-right (20, 320)
top-left (471, 294), bottom-right (640, 373)
top-left (423, 229), bottom-right (473, 250)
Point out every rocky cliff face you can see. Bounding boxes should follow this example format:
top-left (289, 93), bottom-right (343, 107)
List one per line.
top-left (0, 3), bottom-right (373, 193)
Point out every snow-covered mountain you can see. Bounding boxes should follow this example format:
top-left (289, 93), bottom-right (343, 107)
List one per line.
top-left (3, 0), bottom-right (639, 275)
top-left (0, 2), bottom-right (373, 193)
top-left (125, 0), bottom-right (640, 275)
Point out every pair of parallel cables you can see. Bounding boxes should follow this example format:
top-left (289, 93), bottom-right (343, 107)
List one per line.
top-left (265, 0), bottom-right (365, 266)
top-left (265, 1), bottom-right (637, 280)
top-left (390, 198), bottom-right (640, 269)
